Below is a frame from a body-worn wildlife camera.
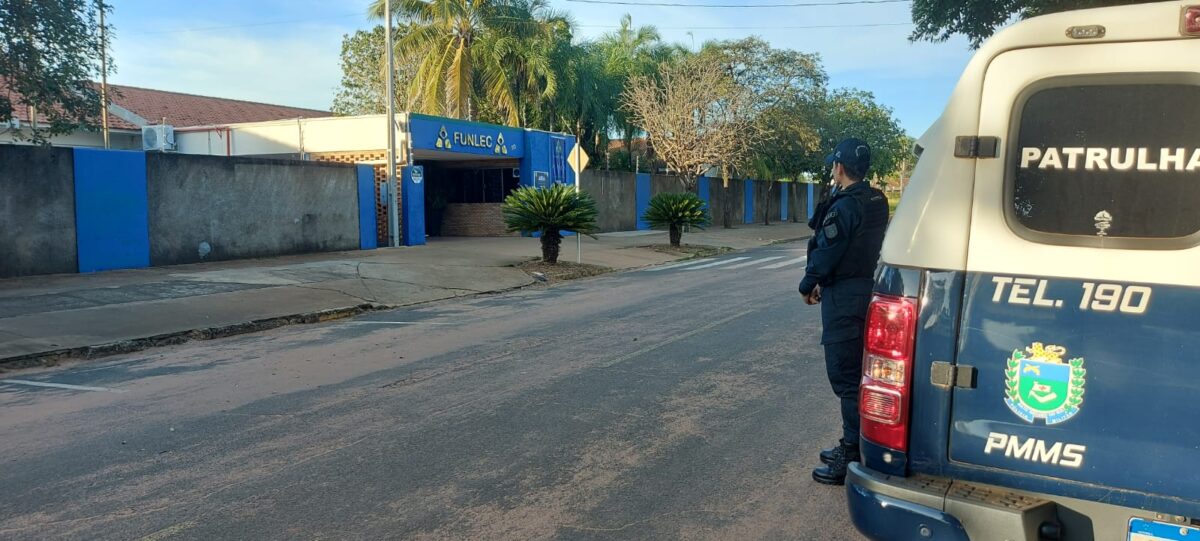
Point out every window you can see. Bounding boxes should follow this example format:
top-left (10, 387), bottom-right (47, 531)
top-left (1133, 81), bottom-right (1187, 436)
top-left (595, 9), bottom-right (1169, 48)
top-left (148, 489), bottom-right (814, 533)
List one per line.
top-left (1008, 78), bottom-right (1200, 247)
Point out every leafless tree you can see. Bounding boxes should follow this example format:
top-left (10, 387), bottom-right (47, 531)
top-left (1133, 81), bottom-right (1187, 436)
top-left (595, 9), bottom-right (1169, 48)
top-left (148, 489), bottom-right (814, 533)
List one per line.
top-left (623, 56), bottom-right (762, 192)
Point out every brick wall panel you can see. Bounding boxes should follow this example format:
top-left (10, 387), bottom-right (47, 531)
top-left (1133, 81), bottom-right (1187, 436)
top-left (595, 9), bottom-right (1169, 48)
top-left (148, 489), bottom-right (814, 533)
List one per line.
top-left (312, 152), bottom-right (393, 246)
top-left (441, 203), bottom-right (514, 237)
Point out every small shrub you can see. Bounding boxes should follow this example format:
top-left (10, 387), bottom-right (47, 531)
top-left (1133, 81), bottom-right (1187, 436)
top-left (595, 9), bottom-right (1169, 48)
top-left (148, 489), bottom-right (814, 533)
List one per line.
top-left (502, 183), bottom-right (599, 264)
top-left (642, 192), bottom-right (711, 247)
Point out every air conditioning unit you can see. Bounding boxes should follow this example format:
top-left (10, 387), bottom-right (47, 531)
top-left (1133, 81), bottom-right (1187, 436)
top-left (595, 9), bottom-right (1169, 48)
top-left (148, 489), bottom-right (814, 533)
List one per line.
top-left (6, 118), bottom-right (19, 129)
top-left (142, 125), bottom-right (176, 152)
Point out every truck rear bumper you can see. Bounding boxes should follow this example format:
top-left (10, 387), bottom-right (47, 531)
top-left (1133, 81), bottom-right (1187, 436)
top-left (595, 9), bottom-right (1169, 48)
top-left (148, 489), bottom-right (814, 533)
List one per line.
top-left (847, 463), bottom-right (970, 541)
top-left (847, 462), bottom-right (1192, 541)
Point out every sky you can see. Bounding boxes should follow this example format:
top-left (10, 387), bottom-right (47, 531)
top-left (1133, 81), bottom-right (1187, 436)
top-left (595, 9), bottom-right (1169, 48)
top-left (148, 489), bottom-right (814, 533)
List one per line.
top-left (107, 0), bottom-right (977, 135)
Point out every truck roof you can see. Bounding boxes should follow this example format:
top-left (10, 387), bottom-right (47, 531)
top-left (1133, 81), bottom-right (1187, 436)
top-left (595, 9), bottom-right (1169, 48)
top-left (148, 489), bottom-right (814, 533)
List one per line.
top-left (885, 1), bottom-right (1195, 271)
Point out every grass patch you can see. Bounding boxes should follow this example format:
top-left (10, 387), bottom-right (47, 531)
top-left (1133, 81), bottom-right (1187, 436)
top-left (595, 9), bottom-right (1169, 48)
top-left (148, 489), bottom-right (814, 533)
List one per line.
top-left (644, 244), bottom-right (733, 259)
top-left (517, 260), bottom-right (612, 284)
top-left (888, 194), bottom-right (902, 215)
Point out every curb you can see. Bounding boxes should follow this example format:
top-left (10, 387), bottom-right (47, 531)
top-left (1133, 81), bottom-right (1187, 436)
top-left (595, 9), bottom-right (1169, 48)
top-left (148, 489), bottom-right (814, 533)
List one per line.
top-left (0, 235), bottom-right (811, 372)
top-left (0, 304), bottom-right (382, 373)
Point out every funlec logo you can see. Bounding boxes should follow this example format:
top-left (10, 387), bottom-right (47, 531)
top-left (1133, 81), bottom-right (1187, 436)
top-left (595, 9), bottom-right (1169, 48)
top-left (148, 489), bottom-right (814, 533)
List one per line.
top-left (435, 126), bottom-right (452, 149)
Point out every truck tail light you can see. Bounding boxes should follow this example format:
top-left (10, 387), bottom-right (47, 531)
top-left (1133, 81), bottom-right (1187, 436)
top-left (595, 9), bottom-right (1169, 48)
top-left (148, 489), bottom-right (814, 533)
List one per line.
top-left (1185, 5), bottom-right (1200, 36)
top-left (860, 294), bottom-right (917, 452)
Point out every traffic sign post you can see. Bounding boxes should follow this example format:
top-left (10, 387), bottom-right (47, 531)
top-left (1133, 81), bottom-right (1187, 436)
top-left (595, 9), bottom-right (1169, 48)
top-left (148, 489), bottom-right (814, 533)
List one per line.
top-left (570, 141), bottom-right (590, 263)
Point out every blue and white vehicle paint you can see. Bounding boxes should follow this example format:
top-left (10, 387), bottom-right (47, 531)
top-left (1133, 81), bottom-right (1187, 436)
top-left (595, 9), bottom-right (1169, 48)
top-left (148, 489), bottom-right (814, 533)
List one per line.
top-left (847, 3), bottom-right (1200, 540)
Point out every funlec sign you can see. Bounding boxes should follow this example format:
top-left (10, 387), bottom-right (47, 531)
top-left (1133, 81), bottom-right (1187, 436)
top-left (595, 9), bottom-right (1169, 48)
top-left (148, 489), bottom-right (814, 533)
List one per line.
top-left (411, 114), bottom-right (524, 158)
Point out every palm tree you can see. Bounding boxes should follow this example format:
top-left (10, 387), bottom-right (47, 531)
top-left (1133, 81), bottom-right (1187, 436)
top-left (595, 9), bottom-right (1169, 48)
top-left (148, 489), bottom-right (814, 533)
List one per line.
top-left (546, 41), bottom-right (615, 153)
top-left (595, 15), bottom-right (670, 156)
top-left (368, 0), bottom-right (567, 126)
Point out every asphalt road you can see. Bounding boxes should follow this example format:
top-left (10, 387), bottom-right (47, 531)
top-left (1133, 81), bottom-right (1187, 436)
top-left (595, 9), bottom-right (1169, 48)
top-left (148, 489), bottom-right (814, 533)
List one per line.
top-left (0, 242), bottom-right (864, 541)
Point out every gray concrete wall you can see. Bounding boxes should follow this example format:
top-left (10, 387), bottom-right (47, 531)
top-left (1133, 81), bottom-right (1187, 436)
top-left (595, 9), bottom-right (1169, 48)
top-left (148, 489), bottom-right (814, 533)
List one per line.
top-left (146, 154), bottom-right (359, 266)
top-left (580, 170), bottom-right (637, 233)
top-left (649, 174), bottom-right (688, 198)
top-left (0, 146), bottom-right (78, 278)
top-left (789, 182), bottom-right (813, 223)
top-left (706, 177), bottom-right (744, 228)
top-left (752, 180), bottom-right (781, 225)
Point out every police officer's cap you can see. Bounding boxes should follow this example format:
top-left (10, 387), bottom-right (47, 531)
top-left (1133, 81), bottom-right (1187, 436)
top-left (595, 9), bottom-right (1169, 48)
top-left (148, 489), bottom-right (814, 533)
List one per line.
top-left (825, 138), bottom-right (872, 175)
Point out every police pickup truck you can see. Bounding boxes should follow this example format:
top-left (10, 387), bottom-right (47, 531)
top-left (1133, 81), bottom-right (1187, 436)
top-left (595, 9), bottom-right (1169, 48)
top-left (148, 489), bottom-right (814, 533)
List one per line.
top-left (847, 3), bottom-right (1200, 540)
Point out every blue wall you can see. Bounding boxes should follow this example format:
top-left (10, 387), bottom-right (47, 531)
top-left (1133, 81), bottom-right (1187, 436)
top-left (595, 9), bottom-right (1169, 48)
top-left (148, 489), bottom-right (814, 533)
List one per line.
top-left (743, 179), bottom-right (755, 224)
top-left (697, 176), bottom-right (710, 210)
top-left (780, 182), bottom-right (789, 222)
top-left (401, 165), bottom-right (425, 246)
top-left (356, 165), bottom-right (377, 250)
top-left (520, 131), bottom-right (576, 189)
top-left (635, 173), bottom-right (651, 230)
top-left (73, 149), bottom-right (150, 273)
top-left (808, 183), bottom-right (815, 220)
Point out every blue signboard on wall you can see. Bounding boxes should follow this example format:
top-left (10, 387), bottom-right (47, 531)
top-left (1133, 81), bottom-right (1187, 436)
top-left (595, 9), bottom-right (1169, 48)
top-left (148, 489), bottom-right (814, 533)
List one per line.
top-left (409, 114), bottom-right (524, 158)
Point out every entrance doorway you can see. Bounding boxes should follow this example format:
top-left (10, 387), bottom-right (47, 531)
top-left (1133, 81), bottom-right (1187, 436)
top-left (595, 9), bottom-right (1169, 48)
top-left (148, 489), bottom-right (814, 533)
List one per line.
top-left (416, 159), bottom-right (521, 237)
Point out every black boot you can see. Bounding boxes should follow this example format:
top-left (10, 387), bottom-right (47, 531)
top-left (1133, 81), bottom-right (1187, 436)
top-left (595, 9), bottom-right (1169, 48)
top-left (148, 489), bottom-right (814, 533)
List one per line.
top-left (812, 441), bottom-right (860, 485)
top-left (819, 439), bottom-right (846, 465)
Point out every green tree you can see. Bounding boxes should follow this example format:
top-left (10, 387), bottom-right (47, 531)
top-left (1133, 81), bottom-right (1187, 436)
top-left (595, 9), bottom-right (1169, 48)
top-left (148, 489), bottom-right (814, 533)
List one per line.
top-left (701, 37), bottom-right (826, 225)
top-left (814, 89), bottom-right (909, 183)
top-left (643, 192), bottom-right (711, 247)
top-left (331, 26), bottom-right (414, 115)
top-left (746, 101), bottom-right (821, 225)
top-left (502, 183), bottom-right (599, 264)
top-left (912, 0), bottom-right (1152, 48)
top-left (596, 14), bottom-right (682, 158)
top-left (545, 40), bottom-right (616, 157)
top-left (368, 0), bottom-right (565, 126)
top-left (1, 0), bottom-right (111, 143)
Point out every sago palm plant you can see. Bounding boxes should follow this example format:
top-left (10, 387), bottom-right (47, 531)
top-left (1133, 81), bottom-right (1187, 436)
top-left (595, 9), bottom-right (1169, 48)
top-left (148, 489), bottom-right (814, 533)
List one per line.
top-left (502, 184), bottom-right (599, 264)
top-left (643, 192), bottom-right (711, 247)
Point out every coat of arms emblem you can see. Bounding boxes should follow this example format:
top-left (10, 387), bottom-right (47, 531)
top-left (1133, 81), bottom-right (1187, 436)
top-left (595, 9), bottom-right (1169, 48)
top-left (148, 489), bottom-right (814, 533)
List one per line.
top-left (1004, 342), bottom-right (1086, 425)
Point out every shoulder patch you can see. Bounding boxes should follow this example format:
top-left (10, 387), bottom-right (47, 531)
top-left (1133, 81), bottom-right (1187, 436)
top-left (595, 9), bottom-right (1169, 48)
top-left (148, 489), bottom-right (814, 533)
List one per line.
top-left (823, 223), bottom-right (839, 239)
top-left (823, 210), bottom-right (839, 225)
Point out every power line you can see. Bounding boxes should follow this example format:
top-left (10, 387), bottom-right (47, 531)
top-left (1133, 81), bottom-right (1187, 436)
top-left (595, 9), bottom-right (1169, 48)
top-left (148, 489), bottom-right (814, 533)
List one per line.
top-left (565, 0), bottom-right (907, 7)
top-left (577, 22), bottom-right (912, 30)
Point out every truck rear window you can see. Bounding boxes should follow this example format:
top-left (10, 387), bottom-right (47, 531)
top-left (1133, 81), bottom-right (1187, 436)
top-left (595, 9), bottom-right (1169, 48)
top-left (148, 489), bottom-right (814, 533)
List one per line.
top-left (1011, 81), bottom-right (1200, 245)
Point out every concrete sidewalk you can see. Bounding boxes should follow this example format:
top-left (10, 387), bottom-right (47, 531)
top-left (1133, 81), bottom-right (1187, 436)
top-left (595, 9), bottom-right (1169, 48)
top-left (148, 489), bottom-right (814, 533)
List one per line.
top-left (0, 222), bottom-right (810, 368)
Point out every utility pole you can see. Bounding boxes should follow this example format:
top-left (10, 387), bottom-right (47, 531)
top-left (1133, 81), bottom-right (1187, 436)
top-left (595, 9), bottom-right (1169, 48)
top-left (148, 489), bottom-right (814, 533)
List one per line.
top-left (385, 0), bottom-right (399, 247)
top-left (99, 1), bottom-right (110, 149)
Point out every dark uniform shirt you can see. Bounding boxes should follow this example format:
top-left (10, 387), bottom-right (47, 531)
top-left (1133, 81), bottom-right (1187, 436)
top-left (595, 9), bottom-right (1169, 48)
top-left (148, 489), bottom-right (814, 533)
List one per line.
top-left (799, 181), bottom-right (889, 344)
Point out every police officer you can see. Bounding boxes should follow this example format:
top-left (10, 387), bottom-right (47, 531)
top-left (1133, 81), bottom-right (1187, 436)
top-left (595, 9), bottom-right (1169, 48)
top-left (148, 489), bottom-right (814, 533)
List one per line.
top-left (800, 138), bottom-right (889, 485)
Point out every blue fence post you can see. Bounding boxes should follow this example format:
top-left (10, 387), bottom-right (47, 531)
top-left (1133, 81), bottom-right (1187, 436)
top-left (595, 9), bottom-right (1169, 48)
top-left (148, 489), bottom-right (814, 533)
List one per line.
top-left (356, 165), bottom-right (378, 250)
top-left (401, 165), bottom-right (426, 246)
top-left (635, 173), bottom-right (651, 230)
top-left (73, 149), bottom-right (150, 273)
top-left (780, 182), bottom-right (789, 222)
top-left (744, 179), bottom-right (755, 224)
top-left (697, 175), bottom-right (710, 209)
top-left (807, 182), bottom-right (815, 220)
